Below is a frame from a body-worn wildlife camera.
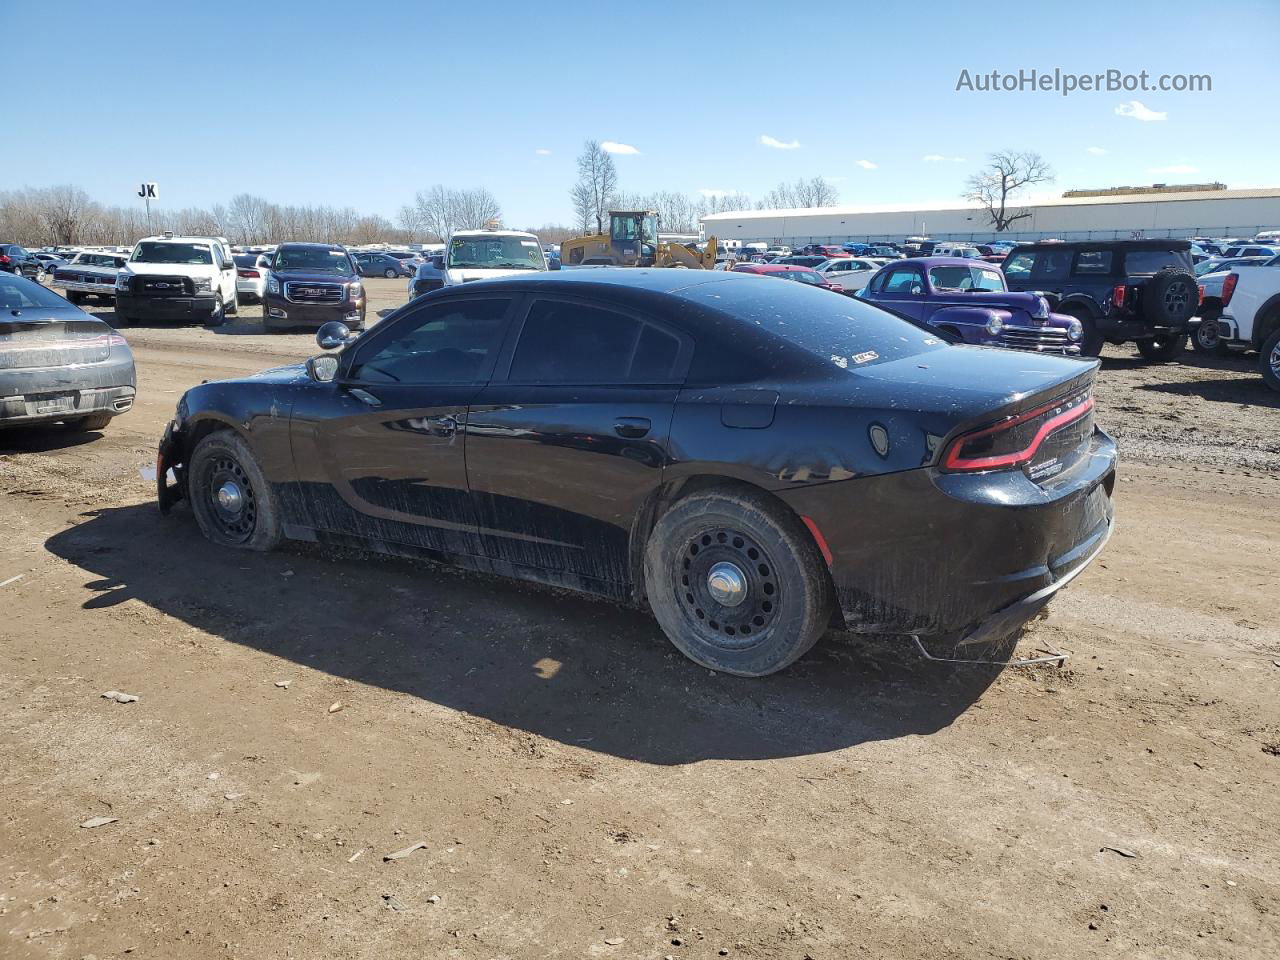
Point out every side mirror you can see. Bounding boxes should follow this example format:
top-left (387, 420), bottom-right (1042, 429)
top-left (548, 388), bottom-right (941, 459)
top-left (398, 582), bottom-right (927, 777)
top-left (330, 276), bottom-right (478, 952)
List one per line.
top-left (431, 256), bottom-right (444, 269)
top-left (316, 320), bottom-right (352, 350)
top-left (548, 259), bottom-right (561, 271)
top-left (306, 354), bottom-right (340, 382)
top-left (355, 264), bottom-right (364, 276)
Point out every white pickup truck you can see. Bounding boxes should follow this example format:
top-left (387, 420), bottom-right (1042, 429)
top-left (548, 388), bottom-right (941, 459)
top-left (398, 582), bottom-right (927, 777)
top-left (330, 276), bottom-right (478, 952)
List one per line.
top-left (1215, 265), bottom-right (1280, 391)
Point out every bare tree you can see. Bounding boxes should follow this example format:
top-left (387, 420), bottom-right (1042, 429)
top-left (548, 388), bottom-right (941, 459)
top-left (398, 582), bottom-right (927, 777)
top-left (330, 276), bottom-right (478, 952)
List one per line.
top-left (227, 193), bottom-right (271, 244)
top-left (964, 151), bottom-right (1054, 231)
top-left (757, 177), bottom-right (837, 210)
top-left (572, 140), bottom-right (618, 234)
top-left (38, 185), bottom-right (97, 245)
top-left (451, 188), bottom-right (502, 231)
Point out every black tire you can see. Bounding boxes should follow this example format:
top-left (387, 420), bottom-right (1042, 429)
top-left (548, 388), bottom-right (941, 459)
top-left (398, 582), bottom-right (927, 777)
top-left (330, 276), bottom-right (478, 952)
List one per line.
top-left (1062, 309), bottom-right (1104, 357)
top-left (383, 267), bottom-right (397, 279)
top-left (207, 293), bottom-right (225, 327)
top-left (1261, 327), bottom-right (1280, 393)
top-left (1191, 315), bottom-right (1228, 356)
top-left (1141, 268), bottom-right (1198, 327)
top-left (1136, 332), bottom-right (1187, 362)
top-left (644, 487), bottom-right (834, 677)
top-left (187, 430), bottom-right (282, 551)
top-left (64, 412), bottom-right (112, 431)
top-left (66, 290), bottom-right (86, 305)
top-left (226, 291), bottom-right (239, 315)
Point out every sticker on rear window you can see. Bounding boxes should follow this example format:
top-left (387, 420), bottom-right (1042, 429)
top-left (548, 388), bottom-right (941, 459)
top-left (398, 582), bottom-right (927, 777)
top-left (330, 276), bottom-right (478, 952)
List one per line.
top-left (329, 250), bottom-right (345, 256)
top-left (520, 240), bottom-right (538, 247)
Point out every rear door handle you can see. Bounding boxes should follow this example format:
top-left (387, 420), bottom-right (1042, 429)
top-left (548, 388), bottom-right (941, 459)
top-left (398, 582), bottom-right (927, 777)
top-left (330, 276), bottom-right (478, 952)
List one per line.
top-left (614, 417), bottom-right (651, 439)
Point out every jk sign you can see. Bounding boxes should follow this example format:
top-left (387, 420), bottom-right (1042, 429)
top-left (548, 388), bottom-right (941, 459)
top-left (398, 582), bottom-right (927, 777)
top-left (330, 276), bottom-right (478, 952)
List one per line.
top-left (138, 182), bottom-right (158, 199)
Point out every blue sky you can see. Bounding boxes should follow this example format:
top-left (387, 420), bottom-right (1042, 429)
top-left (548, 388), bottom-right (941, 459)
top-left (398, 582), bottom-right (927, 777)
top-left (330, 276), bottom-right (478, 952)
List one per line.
top-left (4, 1), bottom-right (1277, 227)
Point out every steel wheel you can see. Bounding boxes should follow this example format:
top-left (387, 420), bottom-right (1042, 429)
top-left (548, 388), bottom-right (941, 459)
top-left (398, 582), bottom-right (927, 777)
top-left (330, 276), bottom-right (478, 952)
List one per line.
top-left (676, 528), bottom-right (780, 650)
top-left (200, 454), bottom-right (258, 543)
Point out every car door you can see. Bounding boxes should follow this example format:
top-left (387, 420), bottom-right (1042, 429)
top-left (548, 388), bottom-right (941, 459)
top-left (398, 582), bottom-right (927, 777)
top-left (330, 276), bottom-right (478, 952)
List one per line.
top-left (872, 265), bottom-right (927, 320)
top-left (289, 294), bottom-right (518, 556)
top-left (466, 295), bottom-right (690, 590)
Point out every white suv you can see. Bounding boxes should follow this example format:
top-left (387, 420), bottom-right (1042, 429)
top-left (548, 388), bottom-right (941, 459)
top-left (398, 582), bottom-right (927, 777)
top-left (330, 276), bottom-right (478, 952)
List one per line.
top-left (440, 229), bottom-right (547, 286)
top-left (115, 233), bottom-right (239, 325)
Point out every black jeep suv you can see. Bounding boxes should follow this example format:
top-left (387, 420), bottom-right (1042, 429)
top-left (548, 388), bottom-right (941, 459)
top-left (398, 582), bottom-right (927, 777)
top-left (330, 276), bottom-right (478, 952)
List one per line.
top-left (1002, 240), bottom-right (1198, 360)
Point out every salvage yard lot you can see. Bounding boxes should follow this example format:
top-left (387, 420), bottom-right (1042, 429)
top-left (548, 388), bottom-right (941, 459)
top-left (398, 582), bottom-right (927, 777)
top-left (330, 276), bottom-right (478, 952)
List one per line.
top-left (2, 277), bottom-right (1279, 959)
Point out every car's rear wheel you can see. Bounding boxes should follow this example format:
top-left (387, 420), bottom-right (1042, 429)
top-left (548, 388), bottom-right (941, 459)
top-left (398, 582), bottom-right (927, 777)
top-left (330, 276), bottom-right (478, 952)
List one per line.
top-left (1261, 327), bottom-right (1280, 393)
top-left (383, 267), bottom-right (397, 279)
top-left (1136, 333), bottom-right (1186, 362)
top-left (1191, 315), bottom-right (1227, 356)
top-left (64, 412), bottom-right (112, 431)
top-left (644, 488), bottom-right (834, 677)
top-left (188, 430), bottom-right (282, 551)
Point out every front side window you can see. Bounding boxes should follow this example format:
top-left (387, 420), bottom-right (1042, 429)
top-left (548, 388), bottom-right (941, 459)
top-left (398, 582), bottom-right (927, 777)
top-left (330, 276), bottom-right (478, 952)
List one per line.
top-left (928, 265), bottom-right (1004, 292)
top-left (351, 298), bottom-right (511, 384)
top-left (1004, 252), bottom-right (1036, 277)
top-left (274, 247), bottom-right (354, 275)
top-left (131, 241), bottom-right (213, 265)
top-left (509, 300), bottom-right (679, 384)
top-left (882, 267), bottom-right (923, 293)
top-left (448, 235), bottom-right (545, 271)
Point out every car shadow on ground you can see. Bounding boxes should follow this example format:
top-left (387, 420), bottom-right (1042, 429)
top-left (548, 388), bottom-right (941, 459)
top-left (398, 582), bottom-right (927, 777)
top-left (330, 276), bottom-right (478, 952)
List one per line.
top-left (46, 503), bottom-right (1006, 766)
top-left (1, 426), bottom-right (104, 453)
top-left (1138, 375), bottom-right (1279, 406)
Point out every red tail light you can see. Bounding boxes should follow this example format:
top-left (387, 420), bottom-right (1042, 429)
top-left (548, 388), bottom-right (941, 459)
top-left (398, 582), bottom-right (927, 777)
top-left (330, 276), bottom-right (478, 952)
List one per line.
top-left (1221, 272), bottom-right (1238, 307)
top-left (238, 269), bottom-right (260, 278)
top-left (0, 255), bottom-right (11, 265)
top-left (943, 392), bottom-right (1094, 472)
top-left (1111, 284), bottom-right (1126, 308)
top-left (107, 334), bottom-right (128, 347)
top-left (1198, 285), bottom-right (1205, 304)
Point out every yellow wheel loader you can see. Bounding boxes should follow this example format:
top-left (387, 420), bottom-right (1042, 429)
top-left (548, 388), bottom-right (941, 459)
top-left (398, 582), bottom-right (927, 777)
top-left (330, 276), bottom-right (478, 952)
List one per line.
top-left (559, 210), bottom-right (717, 269)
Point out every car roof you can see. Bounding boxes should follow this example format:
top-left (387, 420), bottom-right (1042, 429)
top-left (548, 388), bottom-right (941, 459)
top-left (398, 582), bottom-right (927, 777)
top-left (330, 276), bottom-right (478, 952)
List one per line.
top-left (736, 263), bottom-right (812, 273)
top-left (277, 241), bottom-right (347, 251)
top-left (883, 256), bottom-right (1001, 269)
top-left (451, 229), bottom-right (538, 239)
top-left (1011, 239), bottom-right (1191, 252)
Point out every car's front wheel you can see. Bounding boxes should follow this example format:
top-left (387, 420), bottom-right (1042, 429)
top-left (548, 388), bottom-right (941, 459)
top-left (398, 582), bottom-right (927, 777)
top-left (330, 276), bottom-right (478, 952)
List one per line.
top-left (1136, 333), bottom-right (1186, 362)
top-left (188, 430), bottom-right (282, 551)
top-left (644, 487), bottom-right (834, 676)
top-left (207, 293), bottom-right (225, 327)
top-left (384, 267), bottom-right (397, 279)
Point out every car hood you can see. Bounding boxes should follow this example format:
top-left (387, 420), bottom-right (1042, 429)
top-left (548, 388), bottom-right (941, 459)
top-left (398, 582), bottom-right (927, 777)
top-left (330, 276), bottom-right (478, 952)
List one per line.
top-left (273, 270), bottom-right (356, 284)
top-left (939, 290), bottom-right (1046, 312)
top-left (123, 262), bottom-right (219, 277)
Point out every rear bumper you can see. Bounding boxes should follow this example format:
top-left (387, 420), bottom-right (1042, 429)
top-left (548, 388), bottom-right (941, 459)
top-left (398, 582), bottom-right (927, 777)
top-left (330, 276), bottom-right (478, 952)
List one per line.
top-left (777, 427), bottom-right (1117, 641)
top-left (0, 384), bottom-right (135, 427)
top-left (117, 292), bottom-right (217, 321)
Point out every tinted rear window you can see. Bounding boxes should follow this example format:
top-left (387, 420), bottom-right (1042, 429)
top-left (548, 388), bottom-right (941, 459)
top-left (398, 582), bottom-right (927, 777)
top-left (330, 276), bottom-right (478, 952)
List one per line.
top-left (1125, 249), bottom-right (1191, 274)
top-left (0, 273), bottom-right (78, 309)
top-left (678, 275), bottom-right (946, 372)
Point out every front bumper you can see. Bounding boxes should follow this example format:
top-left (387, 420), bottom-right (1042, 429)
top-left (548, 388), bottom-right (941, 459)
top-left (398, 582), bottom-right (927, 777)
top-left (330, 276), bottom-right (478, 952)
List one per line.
top-left (53, 278), bottom-right (117, 297)
top-left (117, 291), bottom-right (217, 321)
top-left (263, 293), bottom-right (363, 328)
top-left (777, 427), bottom-right (1117, 642)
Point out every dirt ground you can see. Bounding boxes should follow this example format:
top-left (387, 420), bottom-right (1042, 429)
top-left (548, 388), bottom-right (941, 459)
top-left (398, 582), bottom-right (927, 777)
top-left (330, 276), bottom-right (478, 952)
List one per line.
top-left (2, 277), bottom-right (1278, 960)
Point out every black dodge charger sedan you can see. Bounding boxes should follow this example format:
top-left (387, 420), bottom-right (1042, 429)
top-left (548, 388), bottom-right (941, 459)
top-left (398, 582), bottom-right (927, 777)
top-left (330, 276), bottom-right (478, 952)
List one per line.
top-left (157, 269), bottom-right (1115, 676)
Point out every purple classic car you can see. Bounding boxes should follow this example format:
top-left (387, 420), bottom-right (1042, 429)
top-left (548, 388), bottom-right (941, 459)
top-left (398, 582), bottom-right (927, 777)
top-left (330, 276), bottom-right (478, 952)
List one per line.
top-left (859, 257), bottom-right (1083, 355)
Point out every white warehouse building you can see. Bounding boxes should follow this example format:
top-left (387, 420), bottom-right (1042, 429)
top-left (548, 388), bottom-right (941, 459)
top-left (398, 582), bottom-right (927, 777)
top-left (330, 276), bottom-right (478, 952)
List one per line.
top-left (699, 187), bottom-right (1280, 246)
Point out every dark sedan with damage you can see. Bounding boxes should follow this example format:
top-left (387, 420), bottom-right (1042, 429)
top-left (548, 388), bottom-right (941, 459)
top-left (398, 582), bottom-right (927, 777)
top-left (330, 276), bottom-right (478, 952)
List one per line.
top-left (156, 269), bottom-right (1116, 676)
top-left (1, 273), bottom-right (135, 431)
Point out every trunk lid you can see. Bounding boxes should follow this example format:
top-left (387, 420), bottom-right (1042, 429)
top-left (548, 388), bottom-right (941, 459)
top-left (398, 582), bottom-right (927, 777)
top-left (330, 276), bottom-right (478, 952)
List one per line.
top-left (0, 317), bottom-right (116, 370)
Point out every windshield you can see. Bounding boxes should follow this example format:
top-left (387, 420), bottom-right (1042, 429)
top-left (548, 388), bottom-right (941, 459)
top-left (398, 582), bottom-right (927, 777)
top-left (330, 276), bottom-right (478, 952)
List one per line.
top-left (131, 241), bottom-right (213, 265)
top-left (929, 265), bottom-right (1005, 291)
top-left (274, 247), bottom-right (354, 275)
top-left (0, 273), bottom-right (77, 309)
top-left (447, 235), bottom-right (546, 271)
top-left (776, 269), bottom-right (825, 286)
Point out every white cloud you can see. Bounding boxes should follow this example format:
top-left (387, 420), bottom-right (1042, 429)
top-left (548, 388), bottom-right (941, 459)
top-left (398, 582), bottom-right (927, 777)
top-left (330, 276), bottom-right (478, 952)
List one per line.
top-left (855, 159), bottom-right (878, 169)
top-left (601, 141), bottom-right (639, 155)
top-left (923, 154), bottom-right (966, 163)
top-left (534, 148), bottom-right (551, 156)
top-left (1087, 146), bottom-right (1107, 156)
top-left (1149, 164), bottom-right (1200, 175)
top-left (760, 134), bottom-right (800, 150)
top-left (1115, 100), bottom-right (1166, 122)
